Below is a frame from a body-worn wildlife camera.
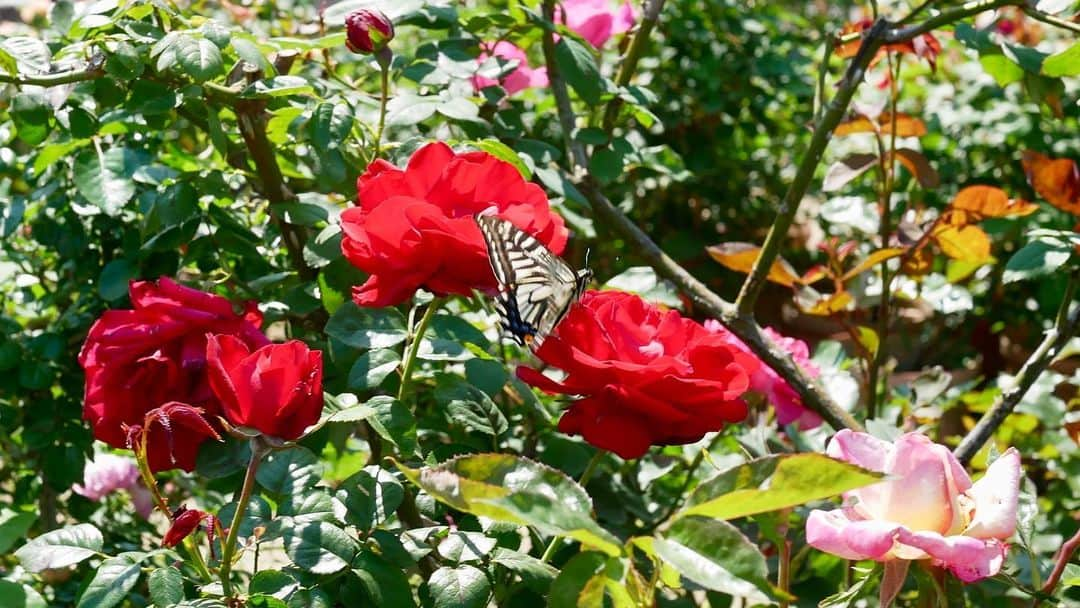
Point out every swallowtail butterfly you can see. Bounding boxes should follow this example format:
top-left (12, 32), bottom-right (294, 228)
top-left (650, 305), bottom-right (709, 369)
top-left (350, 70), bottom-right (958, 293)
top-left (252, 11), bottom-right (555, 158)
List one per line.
top-left (477, 215), bottom-right (591, 348)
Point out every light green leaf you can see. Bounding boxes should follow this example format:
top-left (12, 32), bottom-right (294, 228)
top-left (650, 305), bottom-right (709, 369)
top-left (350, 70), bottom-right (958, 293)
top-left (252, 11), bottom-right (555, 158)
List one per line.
top-left (396, 454), bottom-right (621, 555)
top-left (348, 348), bottom-right (400, 390)
top-left (73, 147), bottom-right (142, 216)
top-left (548, 552), bottom-right (607, 608)
top-left (0, 509), bottom-right (36, 555)
top-left (15, 523), bottom-right (103, 572)
top-left (653, 517), bottom-right (774, 604)
top-left (468, 139), bottom-right (532, 179)
top-left (325, 303), bottom-right (408, 349)
top-left (677, 453), bottom-right (882, 521)
top-left (490, 548), bottom-right (558, 592)
top-left (282, 522), bottom-right (357, 574)
top-left (175, 35), bottom-right (224, 82)
top-left (256, 447), bottom-right (322, 496)
top-left (1043, 42), bottom-right (1080, 77)
top-left (385, 94), bottom-right (439, 126)
top-left (436, 532), bottom-right (497, 563)
top-left (148, 566), bottom-right (183, 607)
top-left (242, 76), bottom-right (314, 98)
top-left (78, 554), bottom-right (142, 608)
top-left (429, 566), bottom-right (491, 608)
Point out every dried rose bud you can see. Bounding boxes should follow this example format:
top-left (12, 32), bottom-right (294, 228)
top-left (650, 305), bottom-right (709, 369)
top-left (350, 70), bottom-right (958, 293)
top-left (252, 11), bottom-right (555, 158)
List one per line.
top-left (345, 9), bottom-right (394, 54)
top-left (162, 505), bottom-right (210, 548)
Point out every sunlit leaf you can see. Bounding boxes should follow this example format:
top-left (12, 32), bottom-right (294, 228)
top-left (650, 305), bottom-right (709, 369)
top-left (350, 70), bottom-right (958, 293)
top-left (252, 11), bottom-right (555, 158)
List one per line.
top-left (1022, 150), bottom-right (1080, 215)
top-left (950, 185), bottom-right (1037, 220)
top-left (933, 224), bottom-right (992, 262)
top-left (798, 289), bottom-right (852, 316)
top-left (834, 113), bottom-right (927, 137)
top-left (840, 248), bottom-right (904, 282)
top-left (654, 517), bottom-right (775, 604)
top-left (892, 148), bottom-right (940, 188)
top-left (822, 153), bottom-right (877, 192)
top-left (706, 242), bottom-right (800, 287)
top-left (15, 524), bottom-right (103, 572)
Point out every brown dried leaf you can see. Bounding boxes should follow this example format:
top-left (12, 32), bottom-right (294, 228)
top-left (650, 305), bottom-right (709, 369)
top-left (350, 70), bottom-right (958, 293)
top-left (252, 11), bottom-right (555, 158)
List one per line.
top-left (706, 242), bottom-right (800, 287)
top-left (823, 153), bottom-right (878, 192)
top-left (893, 148), bottom-right (940, 189)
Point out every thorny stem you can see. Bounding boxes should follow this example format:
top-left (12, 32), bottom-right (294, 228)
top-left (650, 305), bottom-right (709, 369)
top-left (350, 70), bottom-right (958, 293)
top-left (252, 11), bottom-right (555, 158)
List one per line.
top-left (219, 440), bottom-right (269, 599)
top-left (397, 298), bottom-right (444, 402)
top-left (1039, 525), bottom-right (1080, 601)
top-left (539, 450), bottom-right (604, 563)
top-left (954, 275), bottom-right (1080, 464)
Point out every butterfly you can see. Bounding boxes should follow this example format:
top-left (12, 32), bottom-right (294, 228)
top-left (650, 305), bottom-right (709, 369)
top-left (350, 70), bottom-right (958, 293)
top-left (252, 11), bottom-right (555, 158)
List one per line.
top-left (477, 215), bottom-right (592, 348)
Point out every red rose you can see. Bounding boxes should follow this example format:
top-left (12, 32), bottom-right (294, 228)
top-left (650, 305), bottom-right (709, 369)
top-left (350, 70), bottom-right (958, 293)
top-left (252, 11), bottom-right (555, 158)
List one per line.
top-left (340, 142), bottom-right (568, 306)
top-left (206, 335), bottom-right (324, 441)
top-left (162, 505), bottom-right (212, 548)
top-left (345, 8), bottom-right (394, 54)
top-left (517, 290), bottom-right (759, 458)
top-left (78, 278), bottom-right (268, 472)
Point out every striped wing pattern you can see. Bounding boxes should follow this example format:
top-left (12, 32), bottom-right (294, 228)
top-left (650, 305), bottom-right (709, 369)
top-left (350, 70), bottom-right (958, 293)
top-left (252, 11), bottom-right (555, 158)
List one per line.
top-left (478, 216), bottom-right (589, 348)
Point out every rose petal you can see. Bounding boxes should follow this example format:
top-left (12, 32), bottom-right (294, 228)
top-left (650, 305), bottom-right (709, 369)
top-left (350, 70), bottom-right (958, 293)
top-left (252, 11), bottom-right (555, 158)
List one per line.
top-left (896, 529), bottom-right (1007, 583)
top-left (963, 447), bottom-right (1021, 540)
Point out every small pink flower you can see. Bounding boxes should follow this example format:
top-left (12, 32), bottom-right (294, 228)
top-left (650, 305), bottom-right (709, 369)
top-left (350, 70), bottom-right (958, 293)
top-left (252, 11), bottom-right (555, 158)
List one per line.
top-left (472, 41), bottom-right (549, 95)
top-left (559, 0), bottom-right (638, 48)
top-left (806, 431), bottom-right (1022, 583)
top-left (73, 453), bottom-right (154, 518)
top-left (704, 321), bottom-right (822, 429)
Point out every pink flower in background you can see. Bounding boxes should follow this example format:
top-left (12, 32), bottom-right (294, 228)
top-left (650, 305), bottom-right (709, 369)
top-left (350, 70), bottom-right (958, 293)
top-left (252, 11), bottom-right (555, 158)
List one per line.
top-left (806, 431), bottom-right (1022, 583)
top-left (73, 454), bottom-right (154, 518)
top-left (472, 42), bottom-right (549, 95)
top-left (704, 321), bottom-right (822, 429)
top-left (559, 0), bottom-right (637, 48)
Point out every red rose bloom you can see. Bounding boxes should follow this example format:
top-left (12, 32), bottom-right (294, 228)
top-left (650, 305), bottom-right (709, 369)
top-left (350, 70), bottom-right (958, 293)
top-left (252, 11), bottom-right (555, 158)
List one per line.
top-left (206, 335), bottom-right (324, 441)
top-left (78, 278), bottom-right (269, 472)
top-left (340, 142), bottom-right (568, 307)
top-left (162, 505), bottom-right (212, 548)
top-left (517, 290), bottom-right (759, 459)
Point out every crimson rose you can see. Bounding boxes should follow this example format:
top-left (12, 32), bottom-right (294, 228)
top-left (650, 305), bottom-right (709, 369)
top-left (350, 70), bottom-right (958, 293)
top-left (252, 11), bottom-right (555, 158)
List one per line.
top-left (517, 290), bottom-right (759, 458)
top-left (207, 335), bottom-right (324, 441)
top-left (340, 142), bottom-right (568, 306)
top-left (78, 278), bottom-right (268, 472)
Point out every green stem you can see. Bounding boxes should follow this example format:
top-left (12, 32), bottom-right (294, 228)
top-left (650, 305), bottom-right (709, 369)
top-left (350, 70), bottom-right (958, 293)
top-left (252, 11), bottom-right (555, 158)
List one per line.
top-left (539, 451), bottom-right (604, 563)
top-left (219, 440), bottom-right (269, 599)
top-left (374, 52), bottom-right (391, 158)
top-left (397, 298), bottom-right (444, 402)
top-left (600, 0), bottom-right (667, 132)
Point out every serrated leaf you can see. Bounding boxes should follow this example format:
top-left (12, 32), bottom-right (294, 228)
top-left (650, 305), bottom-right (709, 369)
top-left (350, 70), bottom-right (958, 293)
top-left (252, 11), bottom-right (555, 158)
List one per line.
top-left (348, 349), bottom-right (400, 390)
top-left (325, 303), bottom-right (407, 349)
top-left (429, 566), bottom-right (491, 608)
top-left (73, 147), bottom-right (141, 216)
top-left (654, 517), bottom-right (774, 604)
top-left (256, 447), bottom-right (321, 496)
top-left (678, 453), bottom-right (882, 521)
top-left (491, 548), bottom-right (558, 592)
top-left (436, 532), bottom-right (497, 563)
top-left (445, 386), bottom-right (508, 438)
top-left (335, 466), bottom-right (404, 531)
top-left (15, 523), bottom-right (103, 572)
top-left (282, 522), bottom-right (357, 574)
top-left (346, 551), bottom-right (416, 607)
top-left (175, 35), bottom-right (223, 82)
top-left (148, 567), bottom-right (183, 607)
top-left (396, 454), bottom-right (621, 555)
top-left (77, 554), bottom-right (142, 608)
top-left (1003, 233), bottom-right (1078, 283)
top-left (555, 37), bottom-right (603, 104)
top-left (386, 94), bottom-right (439, 126)
top-left (249, 570), bottom-right (299, 599)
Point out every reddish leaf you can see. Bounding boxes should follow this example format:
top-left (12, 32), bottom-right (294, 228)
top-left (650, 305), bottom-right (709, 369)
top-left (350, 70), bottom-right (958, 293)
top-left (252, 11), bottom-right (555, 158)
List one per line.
top-left (834, 113), bottom-right (927, 138)
top-left (1022, 150), bottom-right (1080, 215)
top-left (706, 242), bottom-right (800, 287)
top-left (892, 148), bottom-right (940, 189)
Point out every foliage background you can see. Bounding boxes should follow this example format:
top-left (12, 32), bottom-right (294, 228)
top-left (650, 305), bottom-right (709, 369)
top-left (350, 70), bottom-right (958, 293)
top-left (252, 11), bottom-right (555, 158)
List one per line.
top-left (0, 0), bottom-right (1078, 606)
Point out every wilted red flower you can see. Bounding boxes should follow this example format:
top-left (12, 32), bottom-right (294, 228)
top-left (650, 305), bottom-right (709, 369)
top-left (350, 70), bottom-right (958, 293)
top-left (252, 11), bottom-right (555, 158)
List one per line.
top-left (207, 335), bottom-right (324, 441)
top-left (340, 142), bottom-right (568, 306)
top-left (162, 505), bottom-right (212, 548)
top-left (79, 278), bottom-right (268, 472)
top-left (345, 8), bottom-right (394, 54)
top-left (517, 290), bottom-right (759, 458)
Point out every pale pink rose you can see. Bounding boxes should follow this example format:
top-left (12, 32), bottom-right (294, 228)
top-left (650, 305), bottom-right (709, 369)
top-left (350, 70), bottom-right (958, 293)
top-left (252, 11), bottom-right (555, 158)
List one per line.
top-left (559, 0), bottom-right (638, 48)
top-left (703, 320), bottom-right (822, 429)
top-left (73, 453), bottom-right (154, 519)
top-left (806, 431), bottom-right (1022, 583)
top-left (472, 41), bottom-right (549, 95)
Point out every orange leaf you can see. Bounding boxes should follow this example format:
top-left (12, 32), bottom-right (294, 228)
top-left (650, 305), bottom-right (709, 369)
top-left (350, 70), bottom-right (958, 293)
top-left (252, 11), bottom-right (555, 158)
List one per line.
top-left (706, 243), bottom-right (800, 287)
top-left (933, 224), bottom-right (992, 262)
top-left (1021, 150), bottom-right (1080, 215)
top-left (835, 20), bottom-right (941, 69)
top-left (902, 247), bottom-right (933, 276)
top-left (892, 148), bottom-right (940, 189)
top-left (840, 247), bottom-right (906, 282)
top-left (834, 113), bottom-right (927, 138)
top-left (801, 290), bottom-right (853, 316)
top-left (951, 185), bottom-right (1038, 219)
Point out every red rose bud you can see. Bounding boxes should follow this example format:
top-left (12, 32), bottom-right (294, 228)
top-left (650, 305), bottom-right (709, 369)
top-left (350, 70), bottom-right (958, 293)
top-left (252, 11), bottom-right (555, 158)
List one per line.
top-left (345, 9), bottom-right (394, 54)
top-left (206, 335), bottom-right (324, 441)
top-left (162, 506), bottom-right (210, 548)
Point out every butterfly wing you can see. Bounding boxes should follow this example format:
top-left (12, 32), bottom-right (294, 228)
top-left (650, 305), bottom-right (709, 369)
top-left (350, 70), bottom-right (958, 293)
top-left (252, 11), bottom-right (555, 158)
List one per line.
top-left (478, 216), bottom-right (583, 348)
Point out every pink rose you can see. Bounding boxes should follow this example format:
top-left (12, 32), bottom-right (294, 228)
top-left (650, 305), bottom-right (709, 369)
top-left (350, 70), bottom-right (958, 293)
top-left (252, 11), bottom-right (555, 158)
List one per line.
top-left (472, 42), bottom-right (549, 95)
top-left (806, 431), bottom-right (1022, 583)
top-left (704, 321), bottom-right (822, 429)
top-left (559, 0), bottom-right (638, 48)
top-left (72, 453), bottom-right (154, 518)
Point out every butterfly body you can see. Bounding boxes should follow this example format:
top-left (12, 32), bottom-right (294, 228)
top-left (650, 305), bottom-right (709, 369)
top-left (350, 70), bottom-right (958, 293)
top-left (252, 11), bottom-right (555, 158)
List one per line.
top-left (477, 215), bottom-right (591, 348)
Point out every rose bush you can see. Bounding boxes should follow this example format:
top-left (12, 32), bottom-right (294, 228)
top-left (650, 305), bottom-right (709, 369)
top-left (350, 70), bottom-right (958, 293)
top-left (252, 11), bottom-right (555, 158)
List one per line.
top-left (517, 290), bottom-right (760, 458)
top-left (340, 142), bottom-right (568, 306)
top-left (78, 278), bottom-right (268, 471)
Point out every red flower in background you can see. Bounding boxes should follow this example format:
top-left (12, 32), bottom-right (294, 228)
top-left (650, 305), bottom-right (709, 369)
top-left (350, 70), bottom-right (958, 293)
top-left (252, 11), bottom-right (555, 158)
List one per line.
top-left (78, 278), bottom-right (268, 472)
top-left (517, 290), bottom-right (759, 458)
top-left (340, 142), bottom-right (568, 306)
top-left (207, 335), bottom-right (324, 441)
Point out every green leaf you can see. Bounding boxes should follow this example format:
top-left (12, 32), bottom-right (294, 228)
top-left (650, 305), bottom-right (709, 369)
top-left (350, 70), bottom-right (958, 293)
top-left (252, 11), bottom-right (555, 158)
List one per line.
top-left (979, 54), bottom-right (1025, 87)
top-left (348, 348), bottom-right (400, 390)
top-left (77, 554), bottom-right (142, 608)
top-left (231, 38), bottom-right (274, 73)
top-left (429, 566), bottom-right (491, 608)
top-left (282, 522), bottom-right (357, 574)
top-left (366, 396), bottom-right (419, 457)
top-left (588, 147), bottom-right (623, 184)
top-left (386, 93), bottom-right (439, 126)
top-left (73, 147), bottom-right (142, 216)
top-left (677, 453), bottom-right (882, 521)
top-left (436, 532), bottom-right (497, 562)
top-left (148, 566), bottom-right (183, 607)
top-left (490, 548), bottom-right (558, 592)
top-left (308, 103), bottom-right (353, 152)
top-left (249, 570), bottom-right (299, 599)
top-left (242, 76), bottom-right (314, 98)
top-left (346, 550), bottom-right (416, 607)
top-left (555, 37), bottom-right (604, 105)
top-left (98, 259), bottom-right (135, 301)
top-left (1003, 230), bottom-right (1080, 283)
top-left (818, 566), bottom-right (879, 607)
top-left (15, 523), bottom-right (103, 572)
top-left (445, 385), bottom-right (508, 438)
top-left (1, 37), bottom-right (50, 73)
top-left (217, 495), bottom-right (272, 538)
top-left (1003, 43), bottom-right (1048, 74)
top-left (325, 303), bottom-right (408, 349)
top-left (257, 447), bottom-right (322, 496)
top-left (437, 97), bottom-right (480, 122)
top-left (548, 552), bottom-right (607, 608)
top-left (653, 517), bottom-right (774, 603)
top-left (468, 140), bottom-right (531, 179)
top-left (396, 454), bottom-right (621, 555)
top-left (0, 509), bottom-right (36, 555)
top-left (1043, 42), bottom-right (1080, 77)
top-left (0, 581), bottom-right (47, 608)
top-left (279, 491), bottom-right (337, 524)
top-left (335, 465), bottom-right (404, 531)
top-left (11, 94), bottom-right (51, 146)
top-left (175, 35), bottom-right (224, 82)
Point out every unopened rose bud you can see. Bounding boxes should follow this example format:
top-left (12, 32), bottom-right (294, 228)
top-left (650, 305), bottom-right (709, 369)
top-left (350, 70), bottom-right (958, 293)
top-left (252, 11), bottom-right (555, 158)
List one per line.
top-left (345, 9), bottom-right (394, 54)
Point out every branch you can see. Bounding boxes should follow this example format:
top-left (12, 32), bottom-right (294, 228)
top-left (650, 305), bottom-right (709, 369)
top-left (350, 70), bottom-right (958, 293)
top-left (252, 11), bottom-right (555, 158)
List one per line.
top-left (884, 0), bottom-right (1021, 41)
top-left (954, 276), bottom-right (1080, 464)
top-left (1040, 524), bottom-right (1080, 599)
top-left (600, 0), bottom-right (666, 132)
top-left (0, 65), bottom-right (104, 87)
top-left (1022, 6), bottom-right (1080, 35)
top-left (540, 0), bottom-right (589, 169)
